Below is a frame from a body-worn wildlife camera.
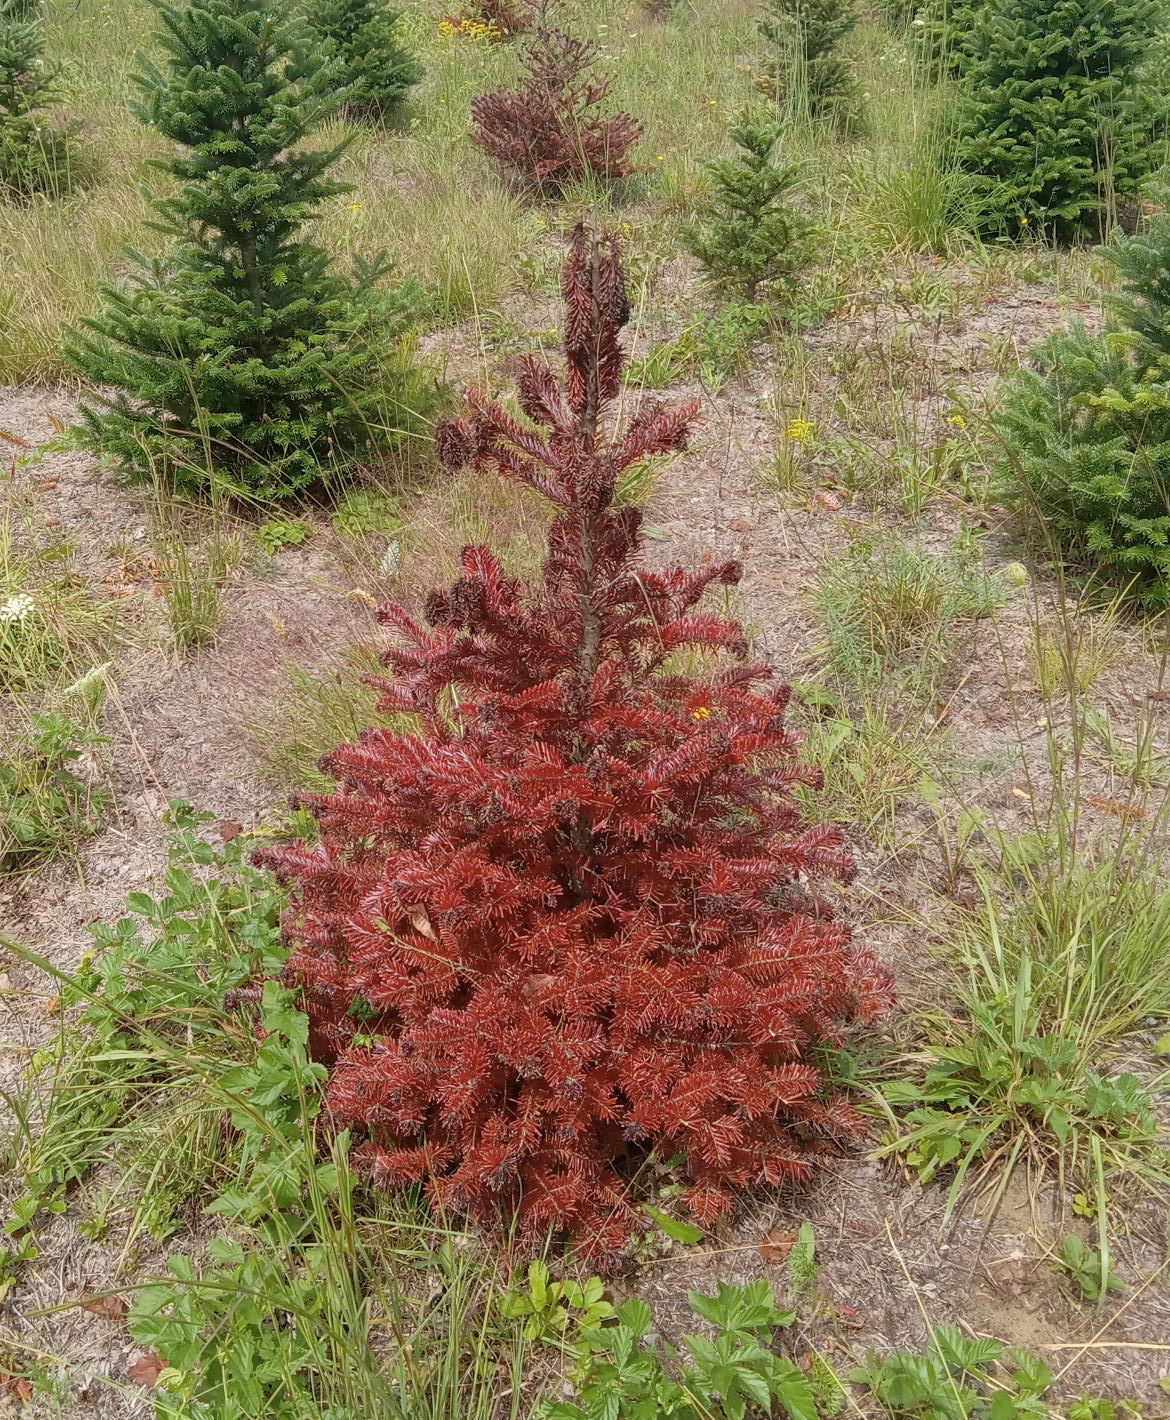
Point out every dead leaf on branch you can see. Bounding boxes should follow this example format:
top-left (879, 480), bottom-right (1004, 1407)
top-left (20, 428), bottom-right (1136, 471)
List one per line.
top-left (408, 906), bottom-right (438, 942)
top-left (80, 1293), bottom-right (128, 1320)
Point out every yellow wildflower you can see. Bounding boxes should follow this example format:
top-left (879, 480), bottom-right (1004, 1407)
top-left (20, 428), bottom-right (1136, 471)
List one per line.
top-left (785, 417), bottom-right (816, 442)
top-left (691, 706), bottom-right (712, 721)
top-left (946, 413), bottom-right (967, 432)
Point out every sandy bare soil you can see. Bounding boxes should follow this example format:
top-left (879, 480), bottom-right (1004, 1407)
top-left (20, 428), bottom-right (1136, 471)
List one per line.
top-left (2, 262), bottom-right (1169, 1416)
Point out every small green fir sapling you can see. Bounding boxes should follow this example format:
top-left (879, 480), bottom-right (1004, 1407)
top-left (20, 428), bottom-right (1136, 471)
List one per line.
top-left (757, 0), bottom-right (863, 133)
top-left (994, 203), bottom-right (1170, 606)
top-left (66, 0), bottom-right (423, 500)
top-left (684, 114), bottom-right (817, 305)
top-left (309, 0), bottom-right (422, 123)
top-left (0, 0), bottom-right (87, 199)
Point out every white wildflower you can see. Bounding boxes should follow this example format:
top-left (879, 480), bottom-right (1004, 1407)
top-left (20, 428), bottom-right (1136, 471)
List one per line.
top-left (0, 592), bottom-right (35, 624)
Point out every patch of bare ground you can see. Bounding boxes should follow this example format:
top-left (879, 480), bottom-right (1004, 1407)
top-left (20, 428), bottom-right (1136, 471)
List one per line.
top-left (2, 261), bottom-right (1168, 1415)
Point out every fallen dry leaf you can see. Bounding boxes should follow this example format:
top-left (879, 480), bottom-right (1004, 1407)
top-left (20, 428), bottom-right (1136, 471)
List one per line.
top-left (0, 427), bottom-right (31, 449)
top-left (81, 1294), bottom-right (128, 1320)
top-left (758, 1230), bottom-right (796, 1264)
top-left (127, 1354), bottom-right (165, 1388)
top-left (218, 820), bottom-right (242, 842)
top-left (728, 518), bottom-right (750, 533)
top-left (816, 490), bottom-right (842, 512)
top-left (1, 1371), bottom-right (34, 1402)
top-left (1084, 794), bottom-right (1146, 823)
top-left (45, 995), bottom-right (61, 1017)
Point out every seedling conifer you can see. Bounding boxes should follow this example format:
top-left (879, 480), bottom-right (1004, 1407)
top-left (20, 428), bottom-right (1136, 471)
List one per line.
top-left (757, 0), bottom-right (863, 133)
top-left (684, 114), bottom-right (817, 304)
top-left (66, 0), bottom-right (421, 500)
top-left (310, 0), bottom-right (422, 123)
top-left (0, 0), bottom-right (86, 199)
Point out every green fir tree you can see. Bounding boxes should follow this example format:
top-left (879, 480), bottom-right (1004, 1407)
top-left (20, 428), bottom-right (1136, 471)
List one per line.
top-left (66, 0), bottom-right (422, 500)
top-left (908, 0), bottom-right (981, 80)
top-left (954, 0), bottom-right (1164, 240)
top-left (0, 0), bottom-right (87, 199)
top-left (995, 207), bottom-right (1170, 608)
top-left (757, 0), bottom-right (863, 133)
top-left (309, 0), bottom-right (422, 123)
top-left (684, 114), bottom-right (817, 304)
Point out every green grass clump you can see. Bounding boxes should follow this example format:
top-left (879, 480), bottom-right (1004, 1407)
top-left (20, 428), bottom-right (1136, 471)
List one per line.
top-left (812, 534), bottom-right (1002, 688)
top-left (3, 803), bottom-right (530, 1417)
top-left (0, 517), bottom-right (119, 694)
top-left (882, 850), bottom-right (1170, 1231)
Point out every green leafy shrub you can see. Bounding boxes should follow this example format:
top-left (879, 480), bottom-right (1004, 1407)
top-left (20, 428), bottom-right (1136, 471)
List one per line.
top-left (994, 210), bottom-right (1170, 608)
top-left (502, 1260), bottom-right (615, 1345)
top-left (309, 0), bottom-right (422, 123)
top-left (852, 1325), bottom-right (1056, 1420)
top-left (626, 304), bottom-right (774, 394)
top-left (542, 1281), bottom-right (817, 1420)
top-left (65, 0), bottom-right (424, 502)
top-left (954, 0), bottom-right (1164, 239)
top-left (684, 114), bottom-right (818, 304)
top-left (254, 518), bottom-right (312, 555)
top-left (0, 713), bottom-right (107, 870)
top-left (330, 487), bottom-right (401, 538)
top-left (1057, 1234), bottom-right (1125, 1303)
top-left (757, 0), bottom-right (863, 133)
top-left (1, 804), bottom-right (287, 1262)
top-left (0, 1), bottom-right (89, 199)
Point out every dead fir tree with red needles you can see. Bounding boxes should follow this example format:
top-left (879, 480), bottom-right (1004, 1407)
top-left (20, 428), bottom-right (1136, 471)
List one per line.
top-left (257, 223), bottom-right (892, 1258)
top-left (469, 24), bottom-right (642, 190)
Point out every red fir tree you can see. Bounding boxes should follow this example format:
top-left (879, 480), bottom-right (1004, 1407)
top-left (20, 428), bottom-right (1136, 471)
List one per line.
top-left (259, 224), bottom-right (891, 1256)
top-left (469, 25), bottom-right (642, 191)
